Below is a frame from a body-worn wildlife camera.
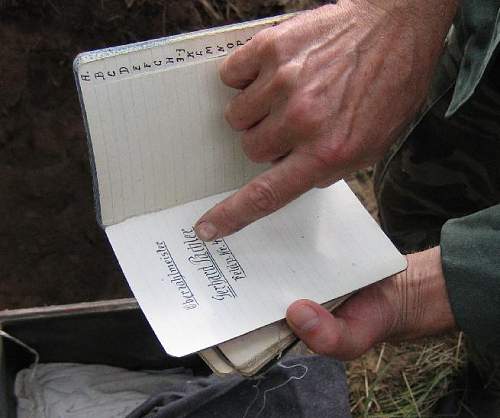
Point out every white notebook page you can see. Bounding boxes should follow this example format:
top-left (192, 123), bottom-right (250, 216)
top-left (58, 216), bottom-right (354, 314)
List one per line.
top-left (76, 16), bottom-right (406, 359)
top-left (106, 181), bottom-right (407, 357)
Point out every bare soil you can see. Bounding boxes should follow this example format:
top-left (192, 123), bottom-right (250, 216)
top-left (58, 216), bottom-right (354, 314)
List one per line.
top-left (1, 0), bottom-right (333, 308)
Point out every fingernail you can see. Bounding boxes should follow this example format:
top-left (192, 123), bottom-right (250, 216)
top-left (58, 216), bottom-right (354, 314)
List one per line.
top-left (290, 305), bottom-right (319, 332)
top-left (195, 222), bottom-right (218, 241)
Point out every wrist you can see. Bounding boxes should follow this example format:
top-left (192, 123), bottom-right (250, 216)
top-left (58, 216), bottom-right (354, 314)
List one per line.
top-left (384, 246), bottom-right (457, 342)
top-left (350, 0), bottom-right (458, 23)
top-left (345, 0), bottom-right (458, 58)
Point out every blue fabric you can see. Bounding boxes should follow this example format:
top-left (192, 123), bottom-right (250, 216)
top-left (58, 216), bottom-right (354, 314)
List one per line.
top-left (127, 355), bottom-right (351, 418)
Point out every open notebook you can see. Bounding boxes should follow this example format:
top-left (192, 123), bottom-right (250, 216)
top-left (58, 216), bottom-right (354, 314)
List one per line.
top-left (74, 14), bottom-right (407, 376)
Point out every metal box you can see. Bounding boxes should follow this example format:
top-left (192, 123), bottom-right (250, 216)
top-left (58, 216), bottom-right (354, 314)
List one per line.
top-left (0, 299), bottom-right (208, 418)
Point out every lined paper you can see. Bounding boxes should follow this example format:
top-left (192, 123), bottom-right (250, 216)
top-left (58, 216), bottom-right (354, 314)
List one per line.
top-left (76, 18), bottom-right (283, 226)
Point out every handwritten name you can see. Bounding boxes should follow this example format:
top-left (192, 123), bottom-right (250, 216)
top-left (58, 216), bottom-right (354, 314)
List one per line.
top-left (156, 241), bottom-right (199, 310)
top-left (182, 228), bottom-right (237, 302)
top-left (210, 238), bottom-right (246, 282)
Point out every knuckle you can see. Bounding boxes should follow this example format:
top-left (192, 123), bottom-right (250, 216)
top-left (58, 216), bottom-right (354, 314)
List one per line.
top-left (309, 140), bottom-right (344, 170)
top-left (314, 147), bottom-right (338, 169)
top-left (315, 334), bottom-right (342, 357)
top-left (241, 124), bottom-right (284, 163)
top-left (271, 64), bottom-right (297, 91)
top-left (216, 202), bottom-right (244, 233)
top-left (220, 48), bottom-right (253, 88)
top-left (241, 138), bottom-right (264, 163)
top-left (224, 100), bottom-right (245, 131)
top-left (284, 94), bottom-right (329, 139)
top-left (255, 28), bottom-right (278, 57)
top-left (247, 178), bottom-right (280, 214)
top-left (284, 96), bottom-right (310, 125)
top-left (241, 137), bottom-right (271, 163)
top-left (253, 30), bottom-right (267, 45)
top-left (224, 102), bottom-right (236, 127)
top-left (219, 58), bottom-right (235, 84)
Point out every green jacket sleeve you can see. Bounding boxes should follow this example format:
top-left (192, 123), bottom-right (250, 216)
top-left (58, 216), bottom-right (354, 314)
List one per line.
top-left (441, 204), bottom-right (500, 352)
top-left (446, 0), bottom-right (500, 116)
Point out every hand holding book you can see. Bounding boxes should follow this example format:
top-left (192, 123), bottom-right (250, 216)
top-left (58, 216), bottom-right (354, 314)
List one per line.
top-left (287, 247), bottom-right (456, 360)
top-left (194, 1), bottom-right (458, 241)
top-left (75, 13), bottom-right (407, 375)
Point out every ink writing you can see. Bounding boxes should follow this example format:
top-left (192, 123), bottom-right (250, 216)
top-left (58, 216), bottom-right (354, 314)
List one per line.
top-left (156, 241), bottom-right (199, 310)
top-left (210, 238), bottom-right (247, 282)
top-left (182, 228), bottom-right (237, 302)
top-left (79, 36), bottom-right (252, 84)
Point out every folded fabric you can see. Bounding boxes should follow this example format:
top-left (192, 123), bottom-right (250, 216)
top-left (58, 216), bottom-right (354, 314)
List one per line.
top-left (15, 363), bottom-right (195, 418)
top-left (15, 354), bottom-right (350, 418)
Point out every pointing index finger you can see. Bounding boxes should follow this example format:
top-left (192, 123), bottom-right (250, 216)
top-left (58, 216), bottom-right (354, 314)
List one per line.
top-left (194, 153), bottom-right (319, 241)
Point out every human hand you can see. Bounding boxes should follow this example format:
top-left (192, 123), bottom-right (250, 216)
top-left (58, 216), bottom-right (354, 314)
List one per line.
top-left (194, 0), bottom-right (457, 241)
top-left (286, 247), bottom-right (456, 360)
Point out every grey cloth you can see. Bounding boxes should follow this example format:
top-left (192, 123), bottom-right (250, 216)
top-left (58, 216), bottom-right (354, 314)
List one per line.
top-left (127, 355), bottom-right (351, 418)
top-left (15, 363), bottom-right (197, 418)
top-left (15, 355), bottom-right (350, 418)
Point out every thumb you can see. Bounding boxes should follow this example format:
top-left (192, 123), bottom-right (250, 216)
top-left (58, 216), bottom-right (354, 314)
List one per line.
top-left (286, 299), bottom-right (384, 361)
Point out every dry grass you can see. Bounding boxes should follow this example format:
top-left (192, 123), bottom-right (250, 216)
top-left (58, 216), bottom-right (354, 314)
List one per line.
top-left (346, 171), bottom-right (467, 417)
top-left (348, 334), bottom-right (465, 417)
top-left (123, 0), bottom-right (323, 20)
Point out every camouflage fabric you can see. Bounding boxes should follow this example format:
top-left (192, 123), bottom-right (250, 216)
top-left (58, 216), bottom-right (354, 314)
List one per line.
top-left (374, 13), bottom-right (500, 417)
top-left (374, 49), bottom-right (500, 254)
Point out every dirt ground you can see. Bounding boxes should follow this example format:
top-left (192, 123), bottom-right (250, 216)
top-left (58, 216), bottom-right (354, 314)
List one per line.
top-left (1, 0), bottom-right (337, 309)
